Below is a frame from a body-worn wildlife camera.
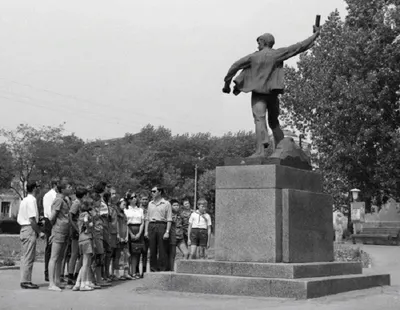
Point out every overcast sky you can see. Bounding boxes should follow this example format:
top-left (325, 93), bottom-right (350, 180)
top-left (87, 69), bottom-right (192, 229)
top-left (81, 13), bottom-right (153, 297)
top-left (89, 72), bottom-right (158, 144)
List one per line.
top-left (0, 0), bottom-right (347, 141)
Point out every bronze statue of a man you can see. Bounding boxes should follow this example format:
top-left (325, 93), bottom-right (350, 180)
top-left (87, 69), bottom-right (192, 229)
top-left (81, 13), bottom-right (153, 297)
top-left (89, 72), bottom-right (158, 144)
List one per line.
top-left (222, 26), bottom-right (320, 157)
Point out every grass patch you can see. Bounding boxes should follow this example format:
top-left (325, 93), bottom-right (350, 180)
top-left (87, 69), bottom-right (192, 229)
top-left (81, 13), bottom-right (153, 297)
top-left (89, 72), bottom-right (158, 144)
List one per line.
top-left (0, 235), bottom-right (45, 260)
top-left (334, 243), bottom-right (371, 268)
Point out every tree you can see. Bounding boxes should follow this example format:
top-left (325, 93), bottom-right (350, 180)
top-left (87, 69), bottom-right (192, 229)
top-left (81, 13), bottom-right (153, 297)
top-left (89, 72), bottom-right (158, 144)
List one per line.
top-left (0, 122), bottom-right (259, 219)
top-left (198, 169), bottom-right (216, 221)
top-left (0, 124), bottom-right (65, 198)
top-left (0, 143), bottom-right (14, 189)
top-left (33, 134), bottom-right (85, 184)
top-left (281, 2), bottom-right (400, 208)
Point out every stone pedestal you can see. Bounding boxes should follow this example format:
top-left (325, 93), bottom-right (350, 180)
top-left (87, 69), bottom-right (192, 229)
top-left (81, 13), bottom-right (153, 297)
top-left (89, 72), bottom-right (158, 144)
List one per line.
top-left (214, 165), bottom-right (333, 263)
top-left (142, 165), bottom-right (390, 299)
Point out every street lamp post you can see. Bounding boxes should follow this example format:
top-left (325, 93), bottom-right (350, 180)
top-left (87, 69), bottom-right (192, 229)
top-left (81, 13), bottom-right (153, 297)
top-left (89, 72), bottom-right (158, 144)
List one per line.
top-left (194, 163), bottom-right (198, 209)
top-left (350, 188), bottom-right (364, 234)
top-left (350, 188), bottom-right (361, 201)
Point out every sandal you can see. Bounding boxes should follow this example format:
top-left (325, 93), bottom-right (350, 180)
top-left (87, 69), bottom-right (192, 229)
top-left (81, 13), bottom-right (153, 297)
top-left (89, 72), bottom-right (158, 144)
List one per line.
top-left (134, 274), bottom-right (141, 280)
top-left (89, 283), bottom-right (101, 289)
top-left (80, 285), bottom-right (94, 291)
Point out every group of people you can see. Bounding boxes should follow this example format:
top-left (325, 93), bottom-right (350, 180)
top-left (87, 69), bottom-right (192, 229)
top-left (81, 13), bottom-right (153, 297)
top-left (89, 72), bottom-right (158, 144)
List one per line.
top-left (17, 178), bottom-right (212, 291)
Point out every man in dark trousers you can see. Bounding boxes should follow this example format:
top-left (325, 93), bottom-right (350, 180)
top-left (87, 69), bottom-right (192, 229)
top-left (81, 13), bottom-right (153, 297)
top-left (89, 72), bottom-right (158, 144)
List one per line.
top-left (222, 26), bottom-right (321, 157)
top-left (144, 186), bottom-right (172, 272)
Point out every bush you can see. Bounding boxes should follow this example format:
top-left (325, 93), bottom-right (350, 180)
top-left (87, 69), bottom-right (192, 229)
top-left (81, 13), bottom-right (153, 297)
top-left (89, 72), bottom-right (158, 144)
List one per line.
top-left (0, 258), bottom-right (16, 267)
top-left (334, 243), bottom-right (371, 268)
top-left (0, 219), bottom-right (20, 234)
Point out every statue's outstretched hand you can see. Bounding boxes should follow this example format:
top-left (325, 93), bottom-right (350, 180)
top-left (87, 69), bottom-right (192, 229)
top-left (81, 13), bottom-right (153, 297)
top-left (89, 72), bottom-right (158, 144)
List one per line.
top-left (313, 25), bottom-right (321, 34)
top-left (222, 84), bottom-right (231, 94)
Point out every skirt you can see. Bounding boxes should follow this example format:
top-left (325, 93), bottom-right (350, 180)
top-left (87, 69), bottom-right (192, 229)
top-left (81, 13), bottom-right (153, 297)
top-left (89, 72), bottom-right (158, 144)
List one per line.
top-left (128, 224), bottom-right (144, 254)
top-left (79, 239), bottom-right (93, 255)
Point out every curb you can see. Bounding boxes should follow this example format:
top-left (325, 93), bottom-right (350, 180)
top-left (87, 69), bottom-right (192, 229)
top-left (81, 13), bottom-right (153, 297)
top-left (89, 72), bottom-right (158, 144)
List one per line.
top-left (0, 266), bottom-right (20, 271)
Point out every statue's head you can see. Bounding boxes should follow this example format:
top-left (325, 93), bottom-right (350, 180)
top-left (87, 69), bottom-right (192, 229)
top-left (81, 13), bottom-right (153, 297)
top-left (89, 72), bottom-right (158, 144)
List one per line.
top-left (256, 33), bottom-right (275, 50)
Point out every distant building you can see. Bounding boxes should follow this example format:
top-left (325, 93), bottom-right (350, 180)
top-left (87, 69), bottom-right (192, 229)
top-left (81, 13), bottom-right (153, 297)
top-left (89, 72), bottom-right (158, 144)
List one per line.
top-left (0, 189), bottom-right (20, 219)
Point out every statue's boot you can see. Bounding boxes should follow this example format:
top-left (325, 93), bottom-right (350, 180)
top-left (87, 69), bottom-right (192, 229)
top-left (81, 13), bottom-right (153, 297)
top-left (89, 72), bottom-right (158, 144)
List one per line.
top-left (272, 126), bottom-right (284, 149)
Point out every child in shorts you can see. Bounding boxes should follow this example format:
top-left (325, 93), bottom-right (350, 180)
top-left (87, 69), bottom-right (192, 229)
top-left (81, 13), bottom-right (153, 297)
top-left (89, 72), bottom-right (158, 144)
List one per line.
top-left (67, 186), bottom-right (88, 286)
top-left (73, 198), bottom-right (94, 291)
top-left (90, 193), bottom-right (111, 287)
top-left (188, 198), bottom-right (212, 259)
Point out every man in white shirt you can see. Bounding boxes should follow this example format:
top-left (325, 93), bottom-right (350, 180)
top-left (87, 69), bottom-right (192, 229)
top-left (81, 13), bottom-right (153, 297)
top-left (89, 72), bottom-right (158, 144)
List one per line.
top-left (42, 179), bottom-right (58, 282)
top-left (17, 181), bottom-right (45, 289)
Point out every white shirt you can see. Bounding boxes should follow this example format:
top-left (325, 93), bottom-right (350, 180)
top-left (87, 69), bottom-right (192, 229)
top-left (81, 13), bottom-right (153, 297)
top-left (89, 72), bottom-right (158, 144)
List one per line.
top-left (17, 194), bottom-right (39, 225)
top-left (189, 211), bottom-right (212, 229)
top-left (43, 189), bottom-right (57, 218)
top-left (124, 206), bottom-right (144, 225)
top-left (99, 199), bottom-right (109, 216)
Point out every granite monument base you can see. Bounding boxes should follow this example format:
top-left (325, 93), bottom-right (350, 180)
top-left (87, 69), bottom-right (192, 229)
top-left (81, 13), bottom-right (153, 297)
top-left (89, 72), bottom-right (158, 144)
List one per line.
top-left (140, 165), bottom-right (390, 299)
top-left (142, 260), bottom-right (390, 299)
top-left (214, 165), bottom-right (334, 263)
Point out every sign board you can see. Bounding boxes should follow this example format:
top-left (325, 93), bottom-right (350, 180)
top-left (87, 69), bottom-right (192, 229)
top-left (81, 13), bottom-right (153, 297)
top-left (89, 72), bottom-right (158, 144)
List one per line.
top-left (351, 202), bottom-right (365, 222)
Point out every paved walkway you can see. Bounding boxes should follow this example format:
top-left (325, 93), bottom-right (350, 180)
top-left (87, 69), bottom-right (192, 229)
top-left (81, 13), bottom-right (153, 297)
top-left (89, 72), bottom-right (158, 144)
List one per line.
top-left (1, 245), bottom-right (400, 309)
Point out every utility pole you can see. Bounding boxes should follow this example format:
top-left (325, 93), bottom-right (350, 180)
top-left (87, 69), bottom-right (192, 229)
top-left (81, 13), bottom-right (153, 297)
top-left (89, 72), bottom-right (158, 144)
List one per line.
top-left (194, 163), bottom-right (198, 209)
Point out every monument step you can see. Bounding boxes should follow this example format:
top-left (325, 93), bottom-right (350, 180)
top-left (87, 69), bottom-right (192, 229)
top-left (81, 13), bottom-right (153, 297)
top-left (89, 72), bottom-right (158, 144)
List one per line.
top-left (143, 272), bottom-right (390, 299)
top-left (176, 260), bottom-right (362, 279)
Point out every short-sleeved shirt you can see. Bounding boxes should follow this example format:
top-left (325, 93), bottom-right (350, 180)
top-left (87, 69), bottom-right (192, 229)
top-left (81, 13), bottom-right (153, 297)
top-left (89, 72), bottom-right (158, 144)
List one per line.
top-left (124, 206), bottom-right (144, 225)
top-left (109, 205), bottom-right (118, 234)
top-left (180, 209), bottom-right (192, 233)
top-left (17, 194), bottom-right (39, 225)
top-left (43, 189), bottom-right (57, 219)
top-left (70, 200), bottom-right (80, 222)
top-left (91, 204), bottom-right (103, 240)
top-left (69, 199), bottom-right (81, 235)
top-left (140, 206), bottom-right (148, 221)
top-left (78, 211), bottom-right (93, 242)
top-left (147, 198), bottom-right (172, 222)
top-left (117, 211), bottom-right (128, 240)
top-left (172, 213), bottom-right (184, 240)
top-left (100, 200), bottom-right (110, 241)
top-left (51, 194), bottom-right (70, 234)
top-left (189, 211), bottom-right (212, 229)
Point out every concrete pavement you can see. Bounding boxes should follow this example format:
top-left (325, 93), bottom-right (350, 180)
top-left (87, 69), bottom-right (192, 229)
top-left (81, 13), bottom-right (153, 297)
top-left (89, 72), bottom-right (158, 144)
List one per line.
top-left (1, 244), bottom-right (400, 309)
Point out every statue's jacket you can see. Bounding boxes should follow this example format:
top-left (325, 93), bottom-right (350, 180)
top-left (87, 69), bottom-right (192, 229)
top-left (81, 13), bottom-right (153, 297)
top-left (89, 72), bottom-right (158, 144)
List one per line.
top-left (224, 33), bottom-right (318, 95)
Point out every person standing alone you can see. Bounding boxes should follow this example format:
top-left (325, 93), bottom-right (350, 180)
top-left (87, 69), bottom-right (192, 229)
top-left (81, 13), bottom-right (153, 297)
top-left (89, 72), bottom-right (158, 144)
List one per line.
top-left (17, 181), bottom-right (45, 289)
